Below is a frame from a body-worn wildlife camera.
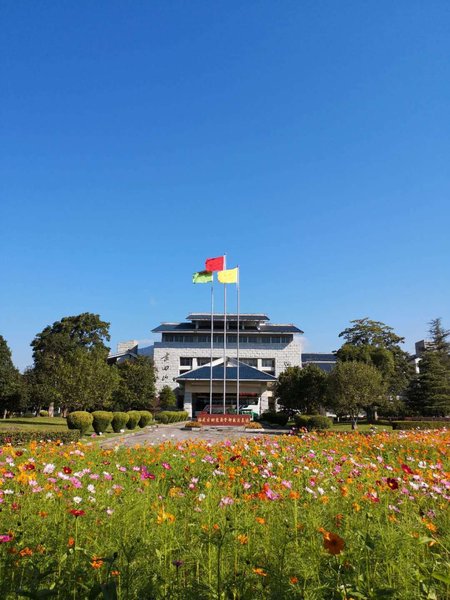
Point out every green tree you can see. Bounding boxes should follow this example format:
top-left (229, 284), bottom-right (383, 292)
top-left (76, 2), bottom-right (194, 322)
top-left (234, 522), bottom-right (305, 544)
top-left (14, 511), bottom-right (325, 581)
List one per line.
top-left (159, 385), bottom-right (177, 410)
top-left (0, 335), bottom-right (25, 417)
top-left (337, 318), bottom-right (413, 398)
top-left (327, 361), bottom-right (386, 429)
top-left (406, 318), bottom-right (450, 417)
top-left (113, 356), bottom-right (157, 411)
top-left (54, 349), bottom-right (119, 414)
top-left (276, 365), bottom-right (328, 414)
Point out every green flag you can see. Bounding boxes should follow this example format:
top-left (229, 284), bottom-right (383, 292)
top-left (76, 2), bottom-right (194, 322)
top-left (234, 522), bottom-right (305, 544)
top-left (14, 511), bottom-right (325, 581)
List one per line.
top-left (193, 270), bottom-right (213, 284)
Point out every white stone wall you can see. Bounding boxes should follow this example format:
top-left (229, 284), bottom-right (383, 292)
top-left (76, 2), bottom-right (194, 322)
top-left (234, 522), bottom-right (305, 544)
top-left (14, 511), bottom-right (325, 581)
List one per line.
top-left (153, 338), bottom-right (301, 391)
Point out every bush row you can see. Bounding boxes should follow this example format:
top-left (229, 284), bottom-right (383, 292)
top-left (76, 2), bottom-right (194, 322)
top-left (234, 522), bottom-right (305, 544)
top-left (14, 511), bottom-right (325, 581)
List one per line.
top-left (155, 411), bottom-right (189, 424)
top-left (294, 414), bottom-right (332, 430)
top-left (0, 430), bottom-right (80, 445)
top-left (67, 410), bottom-right (154, 435)
top-left (260, 411), bottom-right (290, 426)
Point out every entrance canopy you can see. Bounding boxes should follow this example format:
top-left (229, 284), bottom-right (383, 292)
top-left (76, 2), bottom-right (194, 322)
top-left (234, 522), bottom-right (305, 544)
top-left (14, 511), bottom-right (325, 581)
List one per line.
top-left (176, 357), bottom-right (277, 383)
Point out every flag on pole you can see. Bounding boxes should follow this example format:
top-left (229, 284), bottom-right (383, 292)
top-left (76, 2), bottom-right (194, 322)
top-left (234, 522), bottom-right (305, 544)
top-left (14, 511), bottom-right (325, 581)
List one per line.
top-left (218, 267), bottom-right (238, 284)
top-left (205, 256), bottom-right (225, 272)
top-left (193, 271), bottom-right (213, 283)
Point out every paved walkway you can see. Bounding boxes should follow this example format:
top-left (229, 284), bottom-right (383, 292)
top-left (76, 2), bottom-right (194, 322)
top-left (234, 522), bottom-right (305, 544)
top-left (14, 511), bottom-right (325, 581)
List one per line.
top-left (100, 423), bottom-right (291, 448)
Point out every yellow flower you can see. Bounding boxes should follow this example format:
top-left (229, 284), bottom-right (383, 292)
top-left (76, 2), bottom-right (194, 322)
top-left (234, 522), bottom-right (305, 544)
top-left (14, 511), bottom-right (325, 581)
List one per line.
top-left (237, 534), bottom-right (248, 545)
top-left (156, 510), bottom-right (175, 524)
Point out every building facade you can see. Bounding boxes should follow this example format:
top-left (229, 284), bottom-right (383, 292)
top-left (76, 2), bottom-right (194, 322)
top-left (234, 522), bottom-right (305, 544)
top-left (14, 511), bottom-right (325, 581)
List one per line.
top-left (151, 313), bottom-right (303, 417)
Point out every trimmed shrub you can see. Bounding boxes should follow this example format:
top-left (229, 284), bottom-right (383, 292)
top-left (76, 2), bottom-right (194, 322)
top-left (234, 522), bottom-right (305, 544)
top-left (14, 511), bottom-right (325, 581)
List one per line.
top-left (111, 412), bottom-right (129, 433)
top-left (92, 411), bottom-right (113, 435)
top-left (126, 411), bottom-right (142, 430)
top-left (260, 411), bottom-right (289, 426)
top-left (39, 410), bottom-right (49, 417)
top-left (391, 421), bottom-right (449, 431)
top-left (308, 415), bottom-right (332, 430)
top-left (67, 411), bottom-right (93, 436)
top-left (0, 430), bottom-right (80, 446)
top-left (245, 421), bottom-right (263, 429)
top-left (139, 411), bottom-right (153, 428)
top-left (294, 414), bottom-right (312, 429)
top-left (184, 421), bottom-right (202, 429)
top-left (155, 411), bottom-right (189, 424)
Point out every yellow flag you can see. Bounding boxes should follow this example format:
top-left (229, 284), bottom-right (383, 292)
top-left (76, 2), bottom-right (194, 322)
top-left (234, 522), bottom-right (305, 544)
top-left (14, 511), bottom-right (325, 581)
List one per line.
top-left (218, 267), bottom-right (238, 284)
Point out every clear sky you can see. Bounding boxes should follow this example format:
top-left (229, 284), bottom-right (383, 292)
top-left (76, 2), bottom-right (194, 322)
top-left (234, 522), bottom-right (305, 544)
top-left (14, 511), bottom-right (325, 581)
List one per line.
top-left (1, 1), bottom-right (449, 370)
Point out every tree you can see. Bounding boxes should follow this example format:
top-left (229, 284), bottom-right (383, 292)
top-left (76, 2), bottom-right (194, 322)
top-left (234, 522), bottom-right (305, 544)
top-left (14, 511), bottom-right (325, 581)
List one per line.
top-left (159, 386), bottom-right (177, 410)
top-left (53, 349), bottom-right (119, 414)
top-left (0, 336), bottom-right (25, 417)
top-left (406, 318), bottom-right (450, 417)
top-left (275, 365), bottom-right (328, 414)
top-left (337, 318), bottom-right (413, 397)
top-left (113, 356), bottom-right (157, 411)
top-left (327, 361), bottom-right (386, 429)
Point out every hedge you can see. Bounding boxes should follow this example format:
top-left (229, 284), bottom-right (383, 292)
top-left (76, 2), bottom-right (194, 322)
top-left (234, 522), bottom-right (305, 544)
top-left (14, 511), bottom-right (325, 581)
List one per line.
top-left (111, 412), bottom-right (129, 433)
top-left (155, 411), bottom-right (189, 424)
top-left (126, 411), bottom-right (142, 430)
top-left (0, 430), bottom-right (80, 446)
top-left (260, 411), bottom-right (289, 426)
top-left (67, 411), bottom-right (93, 435)
top-left (139, 411), bottom-right (153, 427)
top-left (92, 411), bottom-right (113, 435)
top-left (391, 421), bottom-right (449, 430)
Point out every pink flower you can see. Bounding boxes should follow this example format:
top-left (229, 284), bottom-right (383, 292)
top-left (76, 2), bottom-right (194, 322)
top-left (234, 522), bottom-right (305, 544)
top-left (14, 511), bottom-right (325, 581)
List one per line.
top-left (162, 463), bottom-right (172, 470)
top-left (0, 535), bottom-right (13, 543)
top-left (219, 496), bottom-right (234, 507)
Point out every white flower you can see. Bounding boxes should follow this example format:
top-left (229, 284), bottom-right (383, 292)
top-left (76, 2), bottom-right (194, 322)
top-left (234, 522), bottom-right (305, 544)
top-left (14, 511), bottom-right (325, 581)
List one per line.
top-left (87, 484), bottom-right (95, 494)
top-left (73, 496), bottom-right (82, 504)
top-left (43, 463), bottom-right (55, 474)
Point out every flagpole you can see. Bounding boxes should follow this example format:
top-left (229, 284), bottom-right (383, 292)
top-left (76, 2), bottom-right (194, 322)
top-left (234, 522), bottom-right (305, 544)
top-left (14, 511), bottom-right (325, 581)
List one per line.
top-left (236, 266), bottom-right (240, 414)
top-left (209, 275), bottom-right (214, 415)
top-left (223, 255), bottom-right (227, 414)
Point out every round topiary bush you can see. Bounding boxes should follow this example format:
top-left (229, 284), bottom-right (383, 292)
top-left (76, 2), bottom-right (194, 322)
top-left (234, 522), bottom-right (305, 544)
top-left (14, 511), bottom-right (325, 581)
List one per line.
top-left (308, 415), bottom-right (332, 430)
top-left (39, 410), bottom-right (49, 417)
top-left (294, 414), bottom-right (311, 429)
top-left (91, 411), bottom-right (113, 435)
top-left (111, 412), bottom-right (129, 433)
top-left (261, 411), bottom-right (289, 426)
top-left (126, 410), bottom-right (141, 430)
top-left (245, 421), bottom-right (263, 429)
top-left (67, 411), bottom-right (93, 436)
top-left (138, 411), bottom-right (153, 428)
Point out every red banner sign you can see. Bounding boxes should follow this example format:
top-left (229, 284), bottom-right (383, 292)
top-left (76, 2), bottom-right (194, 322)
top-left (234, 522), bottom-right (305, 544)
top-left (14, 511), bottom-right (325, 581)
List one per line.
top-left (197, 414), bottom-right (252, 426)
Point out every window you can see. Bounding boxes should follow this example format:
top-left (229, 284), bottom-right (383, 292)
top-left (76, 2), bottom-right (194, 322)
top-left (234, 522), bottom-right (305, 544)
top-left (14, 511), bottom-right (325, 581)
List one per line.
top-left (241, 358), bottom-right (257, 367)
top-left (262, 359), bottom-right (275, 368)
top-left (197, 357), bottom-right (219, 366)
top-left (180, 357), bottom-right (192, 367)
top-left (271, 336), bottom-right (281, 343)
top-left (227, 334), bottom-right (237, 343)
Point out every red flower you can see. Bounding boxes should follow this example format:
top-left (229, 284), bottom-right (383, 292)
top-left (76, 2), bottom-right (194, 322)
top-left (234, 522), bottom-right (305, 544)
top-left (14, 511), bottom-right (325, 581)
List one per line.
top-left (24, 463), bottom-right (35, 471)
top-left (401, 464), bottom-right (413, 475)
top-left (69, 509), bottom-right (85, 518)
top-left (63, 467), bottom-right (72, 474)
top-left (386, 478), bottom-right (399, 490)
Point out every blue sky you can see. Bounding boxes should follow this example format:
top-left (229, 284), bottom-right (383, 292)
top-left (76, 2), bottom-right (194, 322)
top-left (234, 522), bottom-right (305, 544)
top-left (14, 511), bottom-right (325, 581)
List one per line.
top-left (1, 1), bottom-right (449, 370)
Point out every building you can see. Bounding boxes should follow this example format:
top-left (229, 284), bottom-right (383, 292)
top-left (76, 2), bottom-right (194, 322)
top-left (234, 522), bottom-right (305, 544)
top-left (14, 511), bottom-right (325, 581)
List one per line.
top-left (301, 353), bottom-right (337, 373)
top-left (151, 313), bottom-right (303, 417)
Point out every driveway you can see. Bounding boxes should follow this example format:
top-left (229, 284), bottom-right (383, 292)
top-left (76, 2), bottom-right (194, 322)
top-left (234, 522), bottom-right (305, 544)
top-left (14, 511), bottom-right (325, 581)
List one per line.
top-left (100, 423), bottom-right (290, 448)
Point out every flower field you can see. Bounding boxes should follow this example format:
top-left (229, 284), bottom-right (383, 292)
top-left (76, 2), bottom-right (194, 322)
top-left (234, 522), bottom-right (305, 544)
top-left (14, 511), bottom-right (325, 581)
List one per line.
top-left (0, 430), bottom-right (449, 599)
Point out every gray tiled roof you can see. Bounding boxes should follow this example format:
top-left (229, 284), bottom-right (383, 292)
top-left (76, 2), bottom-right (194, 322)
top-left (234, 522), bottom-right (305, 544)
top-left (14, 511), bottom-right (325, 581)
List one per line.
top-left (177, 361), bottom-right (277, 382)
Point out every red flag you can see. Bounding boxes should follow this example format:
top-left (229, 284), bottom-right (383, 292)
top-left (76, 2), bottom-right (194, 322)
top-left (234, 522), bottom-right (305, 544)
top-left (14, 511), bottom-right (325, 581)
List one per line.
top-left (205, 256), bottom-right (225, 271)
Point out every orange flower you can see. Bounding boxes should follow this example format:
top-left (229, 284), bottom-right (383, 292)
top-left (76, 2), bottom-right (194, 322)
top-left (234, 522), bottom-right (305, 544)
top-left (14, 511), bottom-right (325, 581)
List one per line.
top-left (90, 556), bottom-right (104, 569)
top-left (422, 519), bottom-right (437, 533)
top-left (111, 570), bottom-right (120, 577)
top-left (68, 537), bottom-right (75, 547)
top-left (256, 517), bottom-right (266, 525)
top-left (321, 530), bottom-right (345, 555)
top-left (237, 534), bottom-right (248, 545)
top-left (19, 547), bottom-right (33, 557)
top-left (290, 576), bottom-right (299, 584)
top-left (253, 567), bottom-right (267, 577)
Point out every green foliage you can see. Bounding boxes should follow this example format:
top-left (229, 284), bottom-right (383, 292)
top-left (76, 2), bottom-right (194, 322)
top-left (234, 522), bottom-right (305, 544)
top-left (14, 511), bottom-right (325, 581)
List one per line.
top-left (0, 335), bottom-right (25, 417)
top-left (327, 361), bottom-right (386, 426)
top-left (114, 356), bottom-right (157, 411)
top-left (275, 364), bottom-right (328, 414)
top-left (138, 411), bottom-right (153, 427)
top-left (39, 410), bottom-right (49, 417)
top-left (111, 412), bottom-right (129, 432)
top-left (158, 385), bottom-right (177, 410)
top-left (308, 414), bottom-right (332, 430)
top-left (294, 414), bottom-right (311, 429)
top-left (338, 318), bottom-right (405, 348)
top-left (126, 410), bottom-right (142, 429)
top-left (155, 411), bottom-right (188, 424)
top-left (391, 420), bottom-right (449, 430)
top-left (260, 410), bottom-right (289, 426)
top-left (428, 317), bottom-right (450, 354)
top-left (91, 411), bottom-right (113, 434)
top-left (66, 411), bottom-right (93, 435)
top-left (0, 430), bottom-right (80, 445)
